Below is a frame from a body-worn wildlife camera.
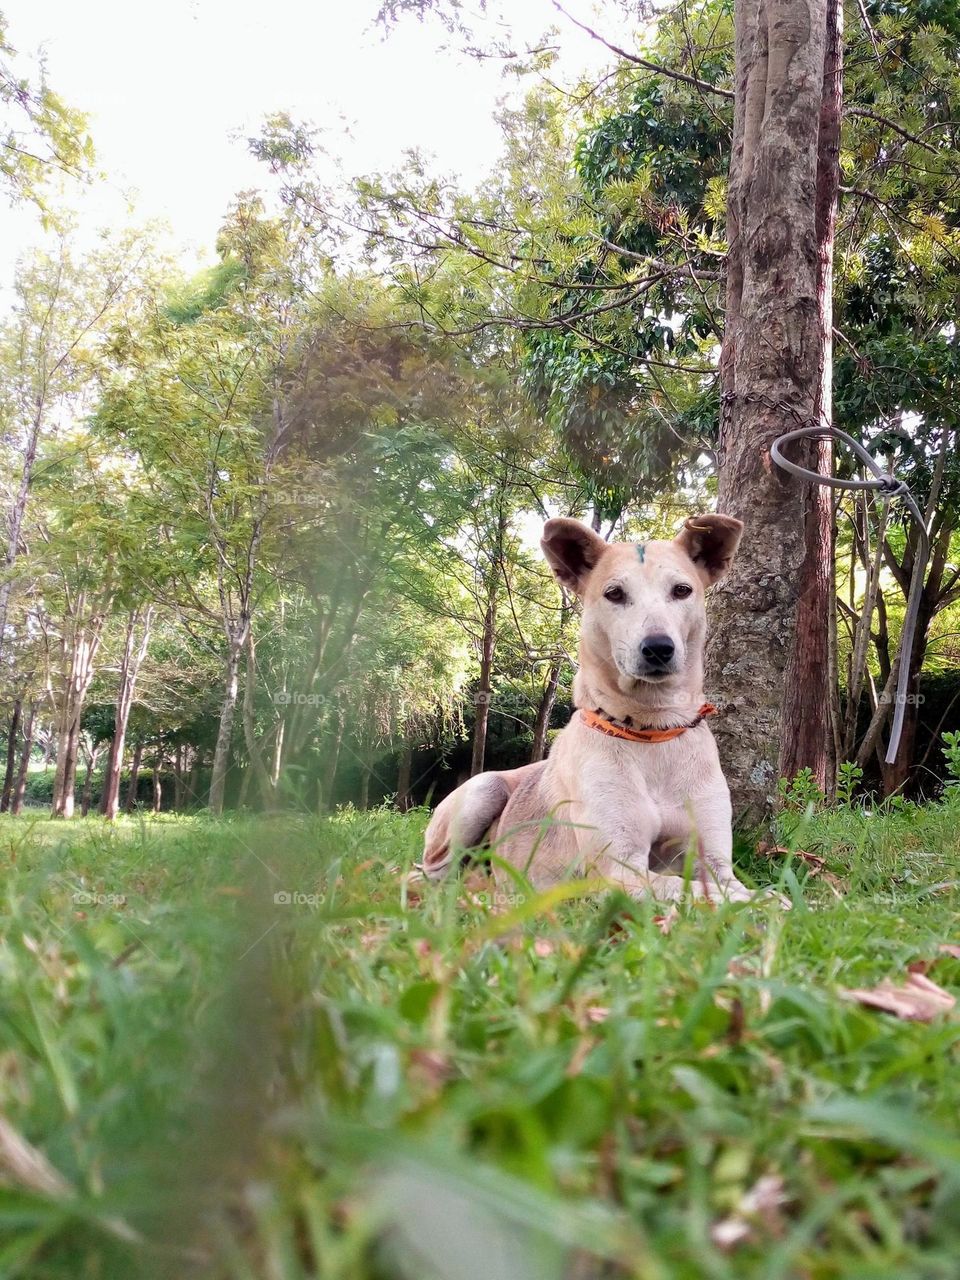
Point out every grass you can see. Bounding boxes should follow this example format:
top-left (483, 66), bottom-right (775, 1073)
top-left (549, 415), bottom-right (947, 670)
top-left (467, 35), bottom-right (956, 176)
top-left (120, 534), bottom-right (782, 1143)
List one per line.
top-left (0, 802), bottom-right (959, 1278)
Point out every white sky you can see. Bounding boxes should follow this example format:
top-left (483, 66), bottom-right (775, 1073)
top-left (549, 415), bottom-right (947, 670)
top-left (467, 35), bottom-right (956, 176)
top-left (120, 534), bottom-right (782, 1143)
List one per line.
top-left (1, 0), bottom-right (623, 289)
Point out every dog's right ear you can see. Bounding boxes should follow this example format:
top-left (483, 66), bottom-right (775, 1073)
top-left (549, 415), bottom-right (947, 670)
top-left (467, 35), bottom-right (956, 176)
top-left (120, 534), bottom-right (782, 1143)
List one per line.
top-left (541, 518), bottom-right (607, 594)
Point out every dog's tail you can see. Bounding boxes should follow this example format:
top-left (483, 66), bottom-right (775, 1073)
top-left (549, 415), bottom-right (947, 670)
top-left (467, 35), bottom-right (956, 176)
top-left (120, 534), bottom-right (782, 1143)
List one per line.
top-left (421, 772), bottom-right (512, 879)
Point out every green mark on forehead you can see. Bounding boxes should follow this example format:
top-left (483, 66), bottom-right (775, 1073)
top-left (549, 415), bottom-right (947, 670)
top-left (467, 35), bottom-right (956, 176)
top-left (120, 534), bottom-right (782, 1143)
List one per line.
top-left (636, 543), bottom-right (646, 564)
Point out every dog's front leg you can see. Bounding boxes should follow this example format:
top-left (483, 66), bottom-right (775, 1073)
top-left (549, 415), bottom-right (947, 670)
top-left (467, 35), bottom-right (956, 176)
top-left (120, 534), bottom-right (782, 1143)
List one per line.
top-left (579, 796), bottom-right (717, 903)
top-left (687, 788), bottom-right (786, 905)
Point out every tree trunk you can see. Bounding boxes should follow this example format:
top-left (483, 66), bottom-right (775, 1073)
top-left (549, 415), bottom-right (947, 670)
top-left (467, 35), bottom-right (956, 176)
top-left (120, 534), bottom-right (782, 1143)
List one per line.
top-left (80, 744), bottom-right (101, 817)
top-left (241, 631), bottom-right (276, 810)
top-left (471, 592), bottom-right (496, 776)
top-left (152, 755), bottom-right (164, 813)
top-left (11, 704), bottom-right (34, 815)
top-left (125, 740), bottom-right (144, 813)
top-left (186, 749), bottom-right (200, 809)
top-left (708, 0), bottom-right (831, 824)
top-left (0, 402), bottom-right (42, 666)
top-left (778, 0), bottom-right (843, 796)
top-left (321, 707), bottom-right (345, 810)
top-left (1, 698), bottom-right (22, 812)
top-left (531, 661), bottom-right (562, 762)
top-left (395, 740), bottom-right (413, 812)
top-left (173, 744), bottom-right (185, 811)
top-left (100, 607), bottom-right (153, 820)
top-left (209, 640), bottom-right (243, 815)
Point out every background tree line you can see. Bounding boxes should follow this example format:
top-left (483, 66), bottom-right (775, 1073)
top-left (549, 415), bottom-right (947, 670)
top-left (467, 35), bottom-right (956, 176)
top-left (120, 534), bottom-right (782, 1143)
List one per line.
top-left (2, 0), bottom-right (960, 819)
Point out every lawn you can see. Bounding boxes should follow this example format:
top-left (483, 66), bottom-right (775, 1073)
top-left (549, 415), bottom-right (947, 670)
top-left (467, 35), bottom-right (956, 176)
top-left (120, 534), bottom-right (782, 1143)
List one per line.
top-left (1, 802), bottom-right (959, 1279)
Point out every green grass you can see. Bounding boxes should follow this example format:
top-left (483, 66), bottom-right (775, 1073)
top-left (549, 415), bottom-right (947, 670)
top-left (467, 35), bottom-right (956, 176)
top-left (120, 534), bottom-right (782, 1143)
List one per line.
top-left (1, 803), bottom-right (959, 1278)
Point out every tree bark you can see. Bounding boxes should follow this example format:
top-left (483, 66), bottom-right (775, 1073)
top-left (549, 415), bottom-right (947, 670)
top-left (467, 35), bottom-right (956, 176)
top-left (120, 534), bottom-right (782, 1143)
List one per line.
top-left (531, 661), bottom-right (562, 762)
top-left (0, 402), bottom-right (42, 665)
top-left (80, 744), bottom-right (101, 817)
top-left (778, 0), bottom-right (842, 796)
top-left (11, 704), bottom-right (34, 815)
top-left (152, 754), bottom-right (164, 813)
top-left (209, 639), bottom-right (243, 815)
top-left (708, 0), bottom-right (831, 824)
top-left (321, 707), bottom-right (345, 810)
top-left (1, 699), bottom-right (22, 812)
top-left (125, 740), bottom-right (144, 813)
top-left (470, 592), bottom-right (496, 776)
top-left (100, 607), bottom-right (153, 819)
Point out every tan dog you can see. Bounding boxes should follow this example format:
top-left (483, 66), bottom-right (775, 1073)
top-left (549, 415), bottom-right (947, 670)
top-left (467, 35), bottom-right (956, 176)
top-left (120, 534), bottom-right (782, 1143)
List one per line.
top-left (422, 514), bottom-right (765, 904)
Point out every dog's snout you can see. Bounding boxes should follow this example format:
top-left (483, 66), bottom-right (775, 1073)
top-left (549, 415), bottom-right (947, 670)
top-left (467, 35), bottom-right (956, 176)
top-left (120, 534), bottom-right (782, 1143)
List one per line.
top-left (640, 633), bottom-right (675, 666)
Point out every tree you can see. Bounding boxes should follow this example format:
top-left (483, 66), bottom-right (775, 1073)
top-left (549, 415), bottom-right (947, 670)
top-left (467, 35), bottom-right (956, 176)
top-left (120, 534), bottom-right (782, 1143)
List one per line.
top-left (0, 11), bottom-right (92, 211)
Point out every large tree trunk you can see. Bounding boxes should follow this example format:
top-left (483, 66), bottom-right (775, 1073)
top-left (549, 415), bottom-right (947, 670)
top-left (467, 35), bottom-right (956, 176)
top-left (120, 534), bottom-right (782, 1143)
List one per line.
top-left (778, 0), bottom-right (843, 796)
top-left (470, 592), bottom-right (496, 776)
top-left (209, 639), bottom-right (243, 815)
top-left (11, 704), bottom-right (34, 815)
top-left (1, 698), bottom-right (22, 812)
top-left (708, 0), bottom-right (831, 825)
top-left (100, 607), bottom-right (153, 820)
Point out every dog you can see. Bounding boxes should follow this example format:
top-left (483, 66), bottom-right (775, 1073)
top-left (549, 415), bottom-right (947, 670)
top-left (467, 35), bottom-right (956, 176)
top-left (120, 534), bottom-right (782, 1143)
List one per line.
top-left (422, 513), bottom-right (769, 904)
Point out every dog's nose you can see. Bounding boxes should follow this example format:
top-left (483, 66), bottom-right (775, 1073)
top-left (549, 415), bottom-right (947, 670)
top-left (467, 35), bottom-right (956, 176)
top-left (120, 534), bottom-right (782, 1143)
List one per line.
top-left (640, 634), bottom-right (675, 666)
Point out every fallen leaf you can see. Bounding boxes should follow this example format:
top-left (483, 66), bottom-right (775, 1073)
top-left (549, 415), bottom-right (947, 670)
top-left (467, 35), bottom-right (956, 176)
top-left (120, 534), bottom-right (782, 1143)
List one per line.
top-left (757, 843), bottom-right (826, 874)
top-left (840, 972), bottom-right (956, 1022)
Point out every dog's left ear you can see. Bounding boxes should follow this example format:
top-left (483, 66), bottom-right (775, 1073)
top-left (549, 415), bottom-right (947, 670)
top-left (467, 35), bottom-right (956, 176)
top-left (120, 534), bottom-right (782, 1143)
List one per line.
top-left (674, 514), bottom-right (744, 585)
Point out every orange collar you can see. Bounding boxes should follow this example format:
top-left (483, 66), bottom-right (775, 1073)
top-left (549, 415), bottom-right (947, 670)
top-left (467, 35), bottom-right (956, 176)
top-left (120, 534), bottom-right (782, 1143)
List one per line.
top-left (580, 703), bottom-right (717, 743)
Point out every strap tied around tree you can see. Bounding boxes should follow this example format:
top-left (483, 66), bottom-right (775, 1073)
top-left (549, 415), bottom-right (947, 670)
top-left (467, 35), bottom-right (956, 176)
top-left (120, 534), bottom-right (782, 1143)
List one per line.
top-left (770, 423), bottom-right (930, 765)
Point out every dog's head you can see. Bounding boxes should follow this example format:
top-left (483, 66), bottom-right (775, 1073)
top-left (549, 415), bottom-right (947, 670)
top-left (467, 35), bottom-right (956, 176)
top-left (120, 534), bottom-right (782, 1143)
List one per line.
top-left (541, 514), bottom-right (743, 688)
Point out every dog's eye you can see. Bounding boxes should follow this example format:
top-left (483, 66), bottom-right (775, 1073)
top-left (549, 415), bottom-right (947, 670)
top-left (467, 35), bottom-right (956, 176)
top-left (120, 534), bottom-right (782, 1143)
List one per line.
top-left (671, 582), bottom-right (694, 600)
top-left (603, 585), bottom-right (626, 604)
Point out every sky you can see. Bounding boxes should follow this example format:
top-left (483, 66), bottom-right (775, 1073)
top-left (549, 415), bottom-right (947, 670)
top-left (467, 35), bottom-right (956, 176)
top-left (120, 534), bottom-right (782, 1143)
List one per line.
top-left (1, 0), bottom-right (623, 289)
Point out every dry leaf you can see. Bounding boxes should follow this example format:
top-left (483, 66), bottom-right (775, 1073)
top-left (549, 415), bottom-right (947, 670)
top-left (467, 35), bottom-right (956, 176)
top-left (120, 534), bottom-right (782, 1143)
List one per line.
top-left (757, 843), bottom-right (826, 874)
top-left (840, 972), bottom-right (956, 1022)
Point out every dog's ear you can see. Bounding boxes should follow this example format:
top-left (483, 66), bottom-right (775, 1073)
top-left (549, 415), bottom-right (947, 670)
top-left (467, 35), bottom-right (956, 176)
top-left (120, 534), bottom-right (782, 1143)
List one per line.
top-left (541, 518), bottom-right (607, 594)
top-left (674, 514), bottom-right (743, 585)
